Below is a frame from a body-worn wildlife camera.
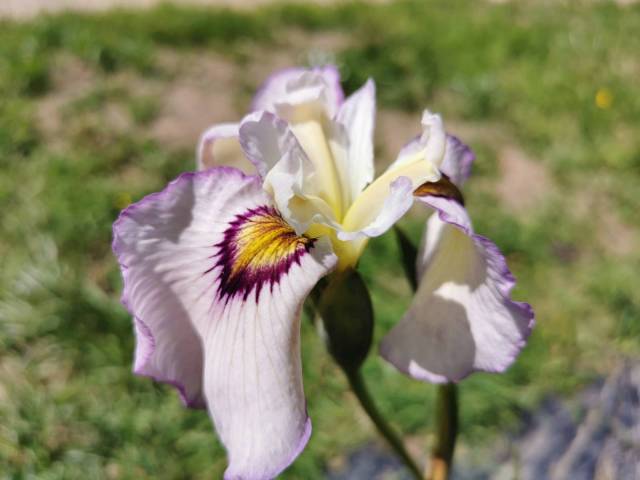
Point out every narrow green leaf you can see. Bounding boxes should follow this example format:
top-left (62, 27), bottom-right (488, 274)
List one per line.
top-left (393, 225), bottom-right (418, 292)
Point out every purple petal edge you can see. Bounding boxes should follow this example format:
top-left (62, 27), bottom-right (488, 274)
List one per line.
top-left (276, 416), bottom-right (313, 478)
top-left (112, 166), bottom-right (261, 408)
top-left (444, 134), bottom-right (475, 185)
top-left (133, 316), bottom-right (206, 409)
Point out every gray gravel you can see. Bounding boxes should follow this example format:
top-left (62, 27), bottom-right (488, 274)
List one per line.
top-left (328, 361), bottom-right (640, 480)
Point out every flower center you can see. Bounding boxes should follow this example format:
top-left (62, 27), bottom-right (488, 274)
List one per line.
top-left (211, 206), bottom-right (315, 302)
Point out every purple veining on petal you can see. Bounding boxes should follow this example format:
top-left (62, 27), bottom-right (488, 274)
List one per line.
top-left (208, 205), bottom-right (315, 303)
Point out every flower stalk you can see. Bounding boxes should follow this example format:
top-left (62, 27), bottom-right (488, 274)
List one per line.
top-left (345, 368), bottom-right (424, 480)
top-left (314, 270), bottom-right (423, 479)
top-left (427, 383), bottom-right (458, 480)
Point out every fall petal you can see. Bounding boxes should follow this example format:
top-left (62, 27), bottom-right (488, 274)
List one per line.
top-left (113, 167), bottom-right (337, 478)
top-left (380, 196), bottom-right (534, 383)
top-left (204, 232), bottom-right (335, 479)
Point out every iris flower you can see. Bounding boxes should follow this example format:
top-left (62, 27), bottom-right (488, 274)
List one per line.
top-left (113, 66), bottom-right (533, 479)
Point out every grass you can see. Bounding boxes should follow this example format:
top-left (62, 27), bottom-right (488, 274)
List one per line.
top-left (1, 0), bottom-right (639, 478)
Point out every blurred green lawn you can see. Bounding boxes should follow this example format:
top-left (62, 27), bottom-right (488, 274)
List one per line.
top-left (1, 1), bottom-right (639, 478)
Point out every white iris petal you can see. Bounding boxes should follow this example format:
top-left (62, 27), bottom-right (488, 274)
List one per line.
top-left (239, 70), bottom-right (447, 269)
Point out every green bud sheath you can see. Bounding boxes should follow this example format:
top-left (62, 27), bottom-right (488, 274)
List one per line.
top-left (317, 269), bottom-right (374, 372)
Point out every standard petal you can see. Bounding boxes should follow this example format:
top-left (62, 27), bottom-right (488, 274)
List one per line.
top-left (439, 135), bottom-right (475, 186)
top-left (251, 65), bottom-right (343, 117)
top-left (340, 148), bottom-right (440, 241)
top-left (113, 167), bottom-right (337, 478)
top-left (239, 111), bottom-right (339, 234)
top-left (396, 134), bottom-right (475, 187)
top-left (238, 111), bottom-right (304, 178)
top-left (338, 110), bottom-right (445, 240)
top-left (388, 110), bottom-right (446, 172)
top-left (333, 78), bottom-right (376, 205)
top-left (197, 123), bottom-right (244, 171)
top-left (380, 196), bottom-right (534, 383)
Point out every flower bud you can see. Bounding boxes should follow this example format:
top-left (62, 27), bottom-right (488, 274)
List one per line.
top-left (316, 269), bottom-right (374, 372)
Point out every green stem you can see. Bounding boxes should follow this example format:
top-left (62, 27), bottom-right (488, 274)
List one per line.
top-left (428, 384), bottom-right (458, 480)
top-left (345, 368), bottom-right (423, 480)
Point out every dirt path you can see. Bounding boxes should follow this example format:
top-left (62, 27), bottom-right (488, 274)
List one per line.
top-left (0, 0), bottom-right (374, 20)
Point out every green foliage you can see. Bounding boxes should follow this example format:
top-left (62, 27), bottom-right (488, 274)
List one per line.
top-left (1, 1), bottom-right (639, 478)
